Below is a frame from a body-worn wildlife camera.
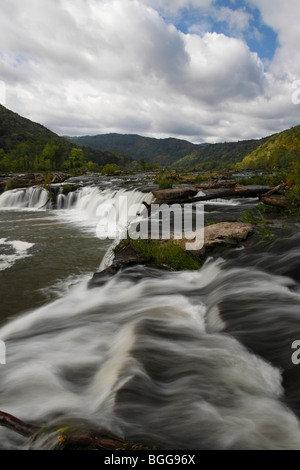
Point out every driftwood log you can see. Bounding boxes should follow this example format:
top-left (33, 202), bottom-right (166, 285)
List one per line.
top-left (0, 411), bottom-right (40, 437)
top-left (261, 183), bottom-right (288, 198)
top-left (153, 187), bottom-right (271, 205)
top-left (260, 196), bottom-right (293, 208)
top-left (0, 411), bottom-right (151, 450)
top-left (151, 183), bottom-right (294, 211)
top-left (257, 183), bottom-right (293, 208)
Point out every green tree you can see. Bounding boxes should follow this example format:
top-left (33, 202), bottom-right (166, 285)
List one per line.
top-left (101, 163), bottom-right (119, 175)
top-left (86, 161), bottom-right (100, 172)
top-left (34, 154), bottom-right (51, 172)
top-left (139, 157), bottom-right (147, 171)
top-left (0, 149), bottom-right (7, 172)
top-left (42, 140), bottom-right (64, 170)
top-left (67, 148), bottom-right (86, 170)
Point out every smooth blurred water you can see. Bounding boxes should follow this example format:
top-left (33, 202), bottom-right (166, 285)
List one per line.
top-left (0, 186), bottom-right (153, 319)
top-left (0, 182), bottom-right (299, 450)
top-left (0, 259), bottom-right (300, 450)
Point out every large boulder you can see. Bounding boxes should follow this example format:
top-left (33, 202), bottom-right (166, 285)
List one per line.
top-left (181, 222), bottom-right (254, 253)
top-left (203, 222), bottom-right (254, 248)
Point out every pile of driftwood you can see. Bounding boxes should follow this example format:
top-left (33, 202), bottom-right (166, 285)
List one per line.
top-left (259, 184), bottom-right (293, 208)
top-left (152, 183), bottom-right (293, 209)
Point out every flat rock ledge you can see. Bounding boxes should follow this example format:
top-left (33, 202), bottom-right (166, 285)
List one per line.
top-left (175, 221), bottom-right (254, 254)
top-left (203, 221), bottom-right (254, 249)
top-left (90, 222), bottom-right (254, 286)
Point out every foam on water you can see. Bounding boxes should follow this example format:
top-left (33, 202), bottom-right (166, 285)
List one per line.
top-left (196, 191), bottom-right (241, 206)
top-left (0, 238), bottom-right (34, 272)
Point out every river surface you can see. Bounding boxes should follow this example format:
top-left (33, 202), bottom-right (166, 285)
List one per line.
top-left (0, 174), bottom-right (300, 450)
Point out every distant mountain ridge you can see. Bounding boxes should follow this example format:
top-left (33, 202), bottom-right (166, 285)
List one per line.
top-left (67, 132), bottom-right (273, 169)
top-left (70, 126), bottom-right (298, 170)
top-left (67, 133), bottom-right (205, 166)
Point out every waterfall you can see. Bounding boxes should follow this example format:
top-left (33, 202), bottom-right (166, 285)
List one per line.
top-left (0, 185), bottom-right (154, 241)
top-left (0, 186), bottom-right (49, 209)
top-left (67, 186), bottom-right (153, 216)
top-left (54, 186), bottom-right (154, 240)
top-left (0, 261), bottom-right (300, 450)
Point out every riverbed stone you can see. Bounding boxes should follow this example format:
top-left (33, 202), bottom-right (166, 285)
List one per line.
top-left (204, 222), bottom-right (254, 248)
top-left (180, 222), bottom-right (254, 253)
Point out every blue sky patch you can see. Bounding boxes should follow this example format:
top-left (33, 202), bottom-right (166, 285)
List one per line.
top-left (167, 0), bottom-right (278, 63)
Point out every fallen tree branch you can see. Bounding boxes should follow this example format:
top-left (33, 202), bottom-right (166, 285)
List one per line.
top-left (0, 410), bottom-right (154, 450)
top-left (0, 411), bottom-right (40, 437)
top-left (261, 183), bottom-right (287, 198)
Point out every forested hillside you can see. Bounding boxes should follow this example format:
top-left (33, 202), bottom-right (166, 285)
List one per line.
top-left (0, 105), bottom-right (132, 173)
top-left (171, 137), bottom-right (270, 170)
top-left (69, 132), bottom-right (275, 170)
top-left (67, 133), bottom-right (203, 166)
top-left (237, 125), bottom-right (300, 170)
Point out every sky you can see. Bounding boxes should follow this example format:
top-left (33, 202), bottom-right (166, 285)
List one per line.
top-left (0, 0), bottom-right (300, 143)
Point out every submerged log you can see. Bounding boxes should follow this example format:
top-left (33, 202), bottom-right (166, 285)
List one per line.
top-left (0, 411), bottom-right (40, 437)
top-left (0, 411), bottom-right (153, 450)
top-left (30, 428), bottom-right (135, 450)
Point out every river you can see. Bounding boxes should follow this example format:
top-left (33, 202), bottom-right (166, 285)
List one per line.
top-left (0, 174), bottom-right (300, 450)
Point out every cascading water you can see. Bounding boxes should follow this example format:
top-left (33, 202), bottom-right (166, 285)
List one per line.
top-left (0, 180), bottom-right (300, 450)
top-left (54, 186), bottom-right (154, 238)
top-left (0, 186), bottom-right (49, 209)
top-left (0, 258), bottom-right (300, 450)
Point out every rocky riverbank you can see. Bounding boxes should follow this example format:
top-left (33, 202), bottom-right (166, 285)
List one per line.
top-left (0, 172), bottom-right (70, 194)
top-left (90, 178), bottom-right (299, 285)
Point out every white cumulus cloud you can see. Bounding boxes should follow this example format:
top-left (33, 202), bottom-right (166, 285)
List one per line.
top-left (0, 0), bottom-right (298, 143)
